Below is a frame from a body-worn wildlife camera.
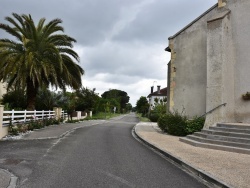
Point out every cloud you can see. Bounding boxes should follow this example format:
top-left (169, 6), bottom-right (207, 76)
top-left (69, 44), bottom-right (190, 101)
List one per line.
top-left (0, 0), bottom-right (217, 106)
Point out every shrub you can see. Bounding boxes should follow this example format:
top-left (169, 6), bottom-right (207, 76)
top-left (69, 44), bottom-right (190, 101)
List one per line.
top-left (158, 112), bottom-right (205, 136)
top-left (157, 114), bottom-right (169, 132)
top-left (157, 111), bottom-right (187, 136)
top-left (185, 117), bottom-right (205, 134)
top-left (8, 120), bottom-right (18, 136)
top-left (148, 112), bottom-right (160, 122)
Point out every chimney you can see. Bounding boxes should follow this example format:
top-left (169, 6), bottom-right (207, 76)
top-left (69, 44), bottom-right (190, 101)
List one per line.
top-left (157, 85), bottom-right (161, 94)
top-left (151, 86), bottom-right (154, 94)
top-left (218, 0), bottom-right (226, 8)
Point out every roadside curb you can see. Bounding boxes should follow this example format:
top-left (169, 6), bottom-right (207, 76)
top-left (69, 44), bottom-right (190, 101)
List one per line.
top-left (0, 169), bottom-right (18, 188)
top-left (133, 124), bottom-right (232, 188)
top-left (21, 121), bottom-right (105, 140)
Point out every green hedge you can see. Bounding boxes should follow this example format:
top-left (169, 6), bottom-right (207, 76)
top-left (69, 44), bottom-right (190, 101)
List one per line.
top-left (148, 113), bottom-right (160, 122)
top-left (185, 117), bottom-right (205, 134)
top-left (157, 112), bottom-right (205, 136)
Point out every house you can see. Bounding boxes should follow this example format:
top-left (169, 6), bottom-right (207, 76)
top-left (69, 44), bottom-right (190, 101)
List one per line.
top-left (166, 0), bottom-right (250, 128)
top-left (147, 86), bottom-right (167, 110)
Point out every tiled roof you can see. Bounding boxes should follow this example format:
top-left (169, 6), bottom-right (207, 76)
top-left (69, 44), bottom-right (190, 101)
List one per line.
top-left (147, 87), bottom-right (167, 98)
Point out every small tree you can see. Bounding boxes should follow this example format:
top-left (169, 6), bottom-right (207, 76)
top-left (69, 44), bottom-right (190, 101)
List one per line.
top-left (136, 96), bottom-right (149, 116)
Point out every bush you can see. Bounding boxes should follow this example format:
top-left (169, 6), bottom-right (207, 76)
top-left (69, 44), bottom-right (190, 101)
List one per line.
top-left (158, 112), bottom-right (205, 136)
top-left (157, 111), bottom-right (187, 136)
top-left (148, 112), bottom-right (160, 122)
top-left (185, 117), bottom-right (205, 134)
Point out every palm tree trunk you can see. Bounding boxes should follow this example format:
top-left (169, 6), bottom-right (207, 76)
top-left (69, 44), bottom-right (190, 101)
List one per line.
top-left (26, 78), bottom-right (38, 110)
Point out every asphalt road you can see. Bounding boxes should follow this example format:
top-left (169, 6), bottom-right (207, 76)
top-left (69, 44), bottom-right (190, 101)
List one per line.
top-left (0, 114), bottom-right (207, 188)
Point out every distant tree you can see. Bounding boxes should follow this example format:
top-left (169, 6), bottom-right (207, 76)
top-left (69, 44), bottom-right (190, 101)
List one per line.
top-left (35, 88), bottom-right (62, 110)
top-left (136, 96), bottom-right (149, 115)
top-left (101, 89), bottom-right (130, 112)
top-left (75, 87), bottom-right (100, 113)
top-left (126, 103), bottom-right (132, 112)
top-left (0, 13), bottom-right (84, 110)
top-left (1, 89), bottom-right (26, 110)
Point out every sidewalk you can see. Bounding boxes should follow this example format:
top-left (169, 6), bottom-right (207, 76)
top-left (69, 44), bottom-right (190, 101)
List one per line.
top-left (135, 122), bottom-right (250, 188)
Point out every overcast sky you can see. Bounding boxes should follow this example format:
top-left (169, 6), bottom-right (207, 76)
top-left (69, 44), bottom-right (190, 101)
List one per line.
top-left (0, 0), bottom-right (217, 106)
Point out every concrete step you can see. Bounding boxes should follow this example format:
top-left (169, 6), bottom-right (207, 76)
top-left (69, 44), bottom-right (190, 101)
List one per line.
top-left (181, 123), bottom-right (250, 154)
top-left (201, 129), bottom-right (250, 139)
top-left (209, 126), bottom-right (250, 134)
top-left (194, 132), bottom-right (250, 144)
top-left (186, 135), bottom-right (250, 149)
top-left (179, 137), bottom-right (250, 155)
top-left (217, 123), bottom-right (250, 129)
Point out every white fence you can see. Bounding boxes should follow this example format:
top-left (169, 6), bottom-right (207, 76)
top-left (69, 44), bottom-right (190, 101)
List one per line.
top-left (0, 105), bottom-right (90, 139)
top-left (0, 106), bottom-right (66, 139)
top-left (3, 110), bottom-right (55, 126)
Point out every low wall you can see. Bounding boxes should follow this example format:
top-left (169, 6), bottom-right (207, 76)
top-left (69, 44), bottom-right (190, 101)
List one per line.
top-left (0, 126), bottom-right (8, 139)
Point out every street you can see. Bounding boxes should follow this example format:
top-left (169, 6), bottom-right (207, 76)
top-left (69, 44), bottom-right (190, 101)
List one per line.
top-left (0, 114), bottom-right (206, 188)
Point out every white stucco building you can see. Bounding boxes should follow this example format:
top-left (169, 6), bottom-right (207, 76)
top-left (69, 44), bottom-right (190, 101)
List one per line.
top-left (147, 86), bottom-right (167, 110)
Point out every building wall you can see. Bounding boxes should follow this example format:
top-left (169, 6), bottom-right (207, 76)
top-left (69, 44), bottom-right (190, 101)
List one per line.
top-left (168, 7), bottom-right (217, 117)
top-left (168, 0), bottom-right (250, 126)
top-left (227, 0), bottom-right (250, 123)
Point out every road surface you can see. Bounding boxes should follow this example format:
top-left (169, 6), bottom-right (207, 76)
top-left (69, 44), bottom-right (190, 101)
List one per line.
top-left (0, 114), bottom-right (206, 187)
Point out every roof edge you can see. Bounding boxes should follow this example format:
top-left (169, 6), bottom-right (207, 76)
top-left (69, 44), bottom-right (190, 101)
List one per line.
top-left (168, 3), bottom-right (218, 40)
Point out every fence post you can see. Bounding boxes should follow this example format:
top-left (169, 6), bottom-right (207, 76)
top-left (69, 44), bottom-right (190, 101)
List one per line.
top-left (11, 109), bottom-right (14, 122)
top-left (53, 107), bottom-right (58, 120)
top-left (89, 111), bottom-right (92, 118)
top-left (58, 108), bottom-right (62, 120)
top-left (0, 105), bottom-right (4, 138)
top-left (24, 110), bottom-right (27, 122)
top-left (34, 109), bottom-right (36, 120)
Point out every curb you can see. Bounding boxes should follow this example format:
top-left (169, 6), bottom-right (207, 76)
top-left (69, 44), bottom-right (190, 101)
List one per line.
top-left (0, 169), bottom-right (18, 188)
top-left (132, 124), bottom-right (232, 188)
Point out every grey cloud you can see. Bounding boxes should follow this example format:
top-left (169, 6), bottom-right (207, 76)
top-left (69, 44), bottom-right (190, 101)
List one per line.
top-left (0, 0), bottom-right (144, 45)
top-left (80, 42), bottom-right (167, 83)
top-left (112, 0), bottom-right (217, 43)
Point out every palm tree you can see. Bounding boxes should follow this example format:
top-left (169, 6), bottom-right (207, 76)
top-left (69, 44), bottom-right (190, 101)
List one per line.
top-left (0, 13), bottom-right (84, 110)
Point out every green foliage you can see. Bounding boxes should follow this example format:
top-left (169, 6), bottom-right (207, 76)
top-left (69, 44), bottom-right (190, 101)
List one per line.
top-left (83, 112), bottom-right (121, 120)
top-left (157, 112), bottom-right (188, 136)
top-left (35, 88), bottom-right (62, 110)
top-left (1, 89), bottom-right (27, 110)
top-left (157, 112), bottom-right (205, 136)
top-left (136, 113), bottom-right (150, 122)
top-left (0, 13), bottom-right (84, 110)
top-left (8, 117), bottom-right (60, 136)
top-left (148, 112), bottom-right (160, 122)
top-left (101, 89), bottom-right (130, 111)
top-left (185, 117), bottom-right (205, 134)
top-left (8, 120), bottom-right (18, 136)
top-left (75, 87), bottom-right (100, 113)
top-left (136, 96), bottom-right (149, 115)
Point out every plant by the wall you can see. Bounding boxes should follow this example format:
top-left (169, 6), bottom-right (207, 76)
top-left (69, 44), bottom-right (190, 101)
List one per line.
top-left (242, 92), bottom-right (250, 100)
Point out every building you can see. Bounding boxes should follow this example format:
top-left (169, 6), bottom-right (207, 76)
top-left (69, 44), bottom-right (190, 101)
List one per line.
top-left (147, 86), bottom-right (167, 110)
top-left (166, 0), bottom-right (250, 128)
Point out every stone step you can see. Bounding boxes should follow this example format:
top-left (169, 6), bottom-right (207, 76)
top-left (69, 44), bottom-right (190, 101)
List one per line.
top-left (209, 126), bottom-right (250, 134)
top-left (201, 129), bottom-right (250, 139)
top-left (186, 135), bottom-right (250, 149)
top-left (194, 132), bottom-right (250, 144)
top-left (217, 123), bottom-right (250, 129)
top-left (179, 137), bottom-right (250, 155)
